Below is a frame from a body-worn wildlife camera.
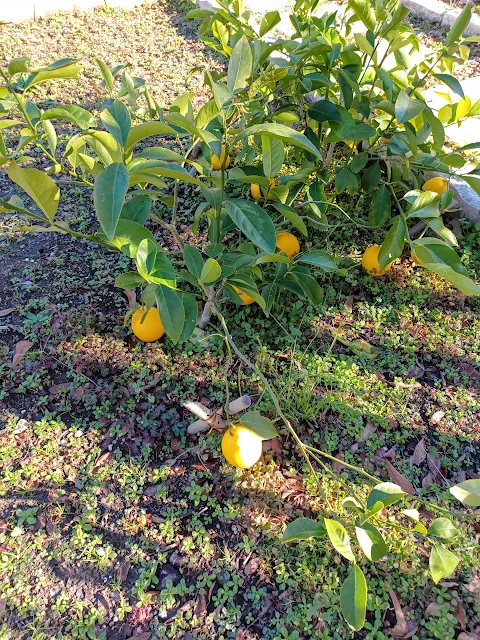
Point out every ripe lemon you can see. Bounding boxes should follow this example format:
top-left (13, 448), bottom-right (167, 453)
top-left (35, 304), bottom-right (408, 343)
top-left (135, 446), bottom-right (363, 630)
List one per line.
top-left (131, 306), bottom-right (165, 342)
top-left (422, 176), bottom-right (448, 195)
top-left (276, 232), bottom-right (300, 259)
top-left (251, 178), bottom-right (276, 201)
top-left (221, 424), bottom-right (262, 469)
top-left (232, 285), bottom-right (255, 305)
top-left (361, 244), bottom-right (392, 277)
top-left (212, 145), bottom-right (231, 171)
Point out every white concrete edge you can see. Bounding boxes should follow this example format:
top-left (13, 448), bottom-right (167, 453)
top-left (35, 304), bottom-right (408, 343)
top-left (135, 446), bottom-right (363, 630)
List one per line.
top-left (403, 0), bottom-right (480, 37)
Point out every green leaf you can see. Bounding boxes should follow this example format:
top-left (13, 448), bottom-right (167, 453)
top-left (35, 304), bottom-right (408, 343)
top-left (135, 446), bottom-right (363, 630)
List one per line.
top-left (423, 263), bottom-right (480, 296)
top-left (44, 119), bottom-right (57, 156)
top-left (361, 163), bottom-right (381, 193)
top-left (407, 190), bottom-right (441, 219)
top-left (248, 67), bottom-right (288, 98)
top-left (125, 122), bottom-right (177, 151)
top-left (336, 167), bottom-right (358, 194)
top-left (450, 479), bottom-right (480, 506)
top-left (395, 89), bottom-right (425, 124)
top-left (196, 99), bottom-right (221, 129)
top-left (227, 35), bottom-right (252, 92)
top-left (8, 160), bottom-right (59, 223)
top-left (349, 152), bottom-right (368, 174)
top-left (461, 174), bottom-right (480, 197)
top-left (225, 199), bottom-right (276, 252)
top-left (308, 100), bottom-right (342, 123)
top-left (41, 105), bottom-right (96, 130)
top-left (291, 273), bottom-right (323, 305)
top-left (355, 523), bottom-right (388, 562)
top-left (433, 74), bottom-right (464, 99)
top-left (369, 185), bottom-right (391, 227)
top-left (367, 482), bottom-right (406, 510)
top-left (423, 217), bottom-right (458, 247)
top-left (200, 258), bottom-right (222, 284)
top-left (427, 518), bottom-right (460, 539)
top-left (412, 239), bottom-right (468, 276)
top-left (104, 219), bottom-right (154, 257)
top-left (378, 217), bottom-right (405, 269)
top-left (238, 410), bottom-right (278, 440)
top-left (282, 517), bottom-right (326, 543)
top-left (136, 237), bottom-right (158, 275)
top-left (342, 123), bottom-right (376, 140)
top-left (430, 544), bottom-right (459, 584)
top-left (259, 10), bottom-right (281, 36)
top-left (178, 292), bottom-right (198, 343)
top-left (424, 110), bottom-right (445, 148)
top-left (262, 136), bottom-right (284, 179)
top-left (94, 162), bottom-right (129, 240)
top-left (185, 8), bottom-right (214, 17)
top-left (127, 159), bottom-right (201, 185)
top-left (8, 56), bottom-right (29, 76)
top-left (445, 4), bottom-right (471, 46)
top-left (115, 272), bottom-right (146, 289)
top-left (121, 195), bottom-right (151, 224)
top-left (24, 60), bottom-right (81, 91)
top-left (324, 518), bottom-right (355, 562)
top-left (340, 565), bottom-right (367, 631)
top-left (100, 100), bottom-right (131, 147)
top-left (155, 285), bottom-right (185, 344)
top-left (348, 0), bottom-right (375, 30)
top-left (273, 203), bottom-right (308, 237)
top-left (96, 59), bottom-right (114, 93)
top-left (183, 245), bottom-right (204, 281)
top-left (298, 250), bottom-right (336, 272)
top-left (235, 124), bottom-right (321, 160)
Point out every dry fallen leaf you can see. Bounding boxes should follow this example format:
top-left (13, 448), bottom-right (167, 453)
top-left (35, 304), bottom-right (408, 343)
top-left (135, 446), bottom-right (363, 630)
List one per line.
top-left (425, 602), bottom-right (445, 616)
top-left (389, 590), bottom-right (418, 638)
top-left (465, 575), bottom-right (480, 594)
top-left (411, 438), bottom-right (427, 465)
top-left (454, 600), bottom-right (467, 629)
top-left (359, 421), bottom-right (377, 443)
top-left (430, 410), bottom-right (445, 425)
top-left (92, 451), bottom-right (114, 473)
top-left (457, 633), bottom-right (479, 640)
top-left (385, 460), bottom-right (414, 495)
top-left (422, 473), bottom-right (435, 489)
top-left (12, 340), bottom-right (33, 368)
top-left (0, 308), bottom-right (15, 318)
top-left (125, 289), bottom-right (137, 308)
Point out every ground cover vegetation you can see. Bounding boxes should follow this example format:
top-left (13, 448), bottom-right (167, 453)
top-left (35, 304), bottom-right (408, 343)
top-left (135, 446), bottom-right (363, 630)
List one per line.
top-left (0, 0), bottom-right (480, 637)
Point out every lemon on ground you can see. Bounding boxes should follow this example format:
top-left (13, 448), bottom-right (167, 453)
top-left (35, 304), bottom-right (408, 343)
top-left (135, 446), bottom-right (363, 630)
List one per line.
top-left (361, 244), bottom-right (392, 277)
top-left (233, 285), bottom-right (255, 305)
top-left (221, 424), bottom-right (262, 469)
top-left (251, 178), bottom-right (276, 201)
top-left (131, 306), bottom-right (165, 342)
top-left (212, 145), bottom-right (231, 171)
top-left (276, 231), bottom-right (300, 259)
top-left (422, 176), bottom-right (448, 195)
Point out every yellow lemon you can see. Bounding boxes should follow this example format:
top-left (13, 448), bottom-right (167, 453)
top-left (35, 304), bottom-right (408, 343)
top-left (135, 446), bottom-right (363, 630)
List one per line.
top-left (233, 285), bottom-right (255, 305)
top-left (251, 178), bottom-right (276, 201)
top-left (276, 232), bottom-right (300, 259)
top-left (131, 306), bottom-right (165, 342)
top-left (212, 145), bottom-right (231, 171)
top-left (221, 424), bottom-right (262, 469)
top-left (422, 176), bottom-right (448, 196)
top-left (361, 244), bottom-right (392, 277)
